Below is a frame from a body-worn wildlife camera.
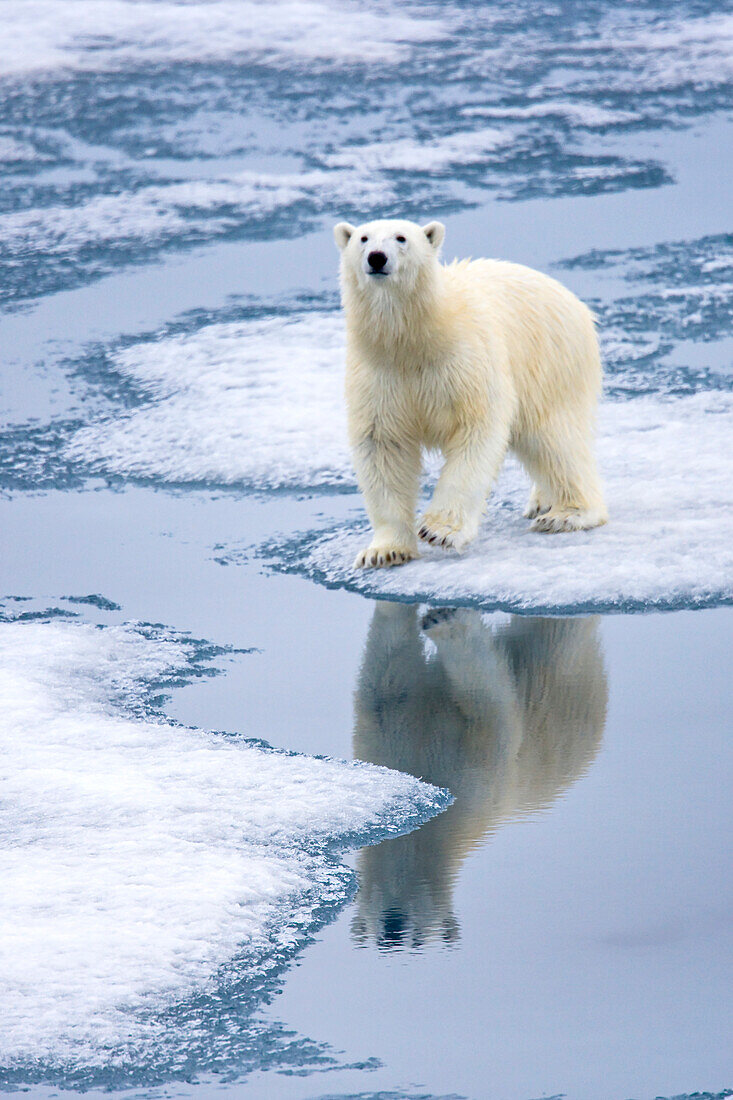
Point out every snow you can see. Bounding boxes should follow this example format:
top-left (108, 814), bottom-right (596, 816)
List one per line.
top-left (322, 128), bottom-right (513, 173)
top-left (67, 313), bottom-right (352, 489)
top-left (0, 170), bottom-right (393, 260)
top-left (615, 12), bottom-right (733, 91)
top-left (461, 102), bottom-right (639, 127)
top-left (0, 0), bottom-right (447, 77)
top-left (0, 134), bottom-right (41, 163)
top-left (0, 619), bottom-right (446, 1067)
top-left (272, 390), bottom-right (733, 613)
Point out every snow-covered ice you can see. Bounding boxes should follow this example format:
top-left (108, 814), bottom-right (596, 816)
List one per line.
top-left (322, 128), bottom-right (513, 173)
top-left (67, 314), bottom-right (352, 489)
top-left (64, 310), bottom-right (733, 612)
top-left (0, 0), bottom-right (447, 77)
top-left (2, 3), bottom-right (730, 306)
top-left (66, 295), bottom-right (730, 490)
top-left (461, 102), bottom-right (639, 128)
top-left (0, 169), bottom-right (392, 267)
top-left (0, 618), bottom-right (446, 1069)
top-left (268, 391), bottom-right (733, 613)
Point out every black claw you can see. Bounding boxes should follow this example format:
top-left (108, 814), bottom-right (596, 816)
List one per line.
top-left (428, 535), bottom-right (437, 544)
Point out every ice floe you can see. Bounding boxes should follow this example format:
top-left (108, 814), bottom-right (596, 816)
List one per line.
top-left (2, 3), bottom-right (730, 305)
top-left (68, 285), bottom-right (732, 486)
top-left (64, 306), bottom-right (733, 611)
top-left (461, 102), bottom-right (640, 128)
top-left (322, 128), bottom-right (513, 173)
top-left (563, 234), bottom-right (733, 395)
top-left (0, 0), bottom-right (447, 77)
top-left (0, 618), bottom-right (445, 1069)
top-left (266, 391), bottom-right (733, 613)
top-left (67, 313), bottom-right (351, 489)
top-left (0, 169), bottom-right (394, 275)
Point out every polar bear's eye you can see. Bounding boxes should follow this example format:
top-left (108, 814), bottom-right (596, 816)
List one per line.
top-left (396, 235), bottom-right (406, 243)
top-left (360, 235), bottom-right (368, 243)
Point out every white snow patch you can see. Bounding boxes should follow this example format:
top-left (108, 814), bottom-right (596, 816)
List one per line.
top-left (0, 619), bottom-right (444, 1066)
top-left (0, 0), bottom-right (447, 77)
top-left (0, 134), bottom-right (41, 162)
top-left (701, 256), bottom-right (733, 275)
top-left (462, 101), bottom-right (639, 127)
top-left (549, 11), bottom-right (733, 95)
top-left (622, 12), bottom-right (733, 90)
top-left (68, 313), bottom-right (353, 488)
top-left (323, 127), bottom-right (513, 173)
top-left (0, 170), bottom-right (392, 257)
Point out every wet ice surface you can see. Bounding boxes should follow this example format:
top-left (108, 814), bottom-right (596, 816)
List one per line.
top-left (1, 0), bottom-right (733, 1096)
top-left (0, 606), bottom-right (446, 1083)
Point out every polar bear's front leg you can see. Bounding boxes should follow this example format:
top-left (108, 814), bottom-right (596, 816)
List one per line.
top-left (351, 434), bottom-right (422, 569)
top-left (419, 426), bottom-right (508, 552)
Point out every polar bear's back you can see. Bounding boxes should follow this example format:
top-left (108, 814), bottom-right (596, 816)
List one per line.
top-left (441, 257), bottom-right (602, 418)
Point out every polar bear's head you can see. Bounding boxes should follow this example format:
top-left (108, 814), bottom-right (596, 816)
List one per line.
top-left (333, 217), bottom-right (445, 292)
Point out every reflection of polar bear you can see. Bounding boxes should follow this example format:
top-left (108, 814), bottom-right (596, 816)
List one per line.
top-left (351, 603), bottom-right (607, 949)
top-left (334, 217), bottom-right (607, 569)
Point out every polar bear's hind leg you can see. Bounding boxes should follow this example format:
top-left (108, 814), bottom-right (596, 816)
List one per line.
top-left (515, 421), bottom-right (607, 533)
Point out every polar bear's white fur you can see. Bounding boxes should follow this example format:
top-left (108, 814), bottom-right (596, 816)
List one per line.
top-left (334, 217), bottom-right (608, 569)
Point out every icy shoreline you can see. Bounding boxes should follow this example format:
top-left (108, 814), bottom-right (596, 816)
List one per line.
top-left (0, 617), bottom-right (447, 1076)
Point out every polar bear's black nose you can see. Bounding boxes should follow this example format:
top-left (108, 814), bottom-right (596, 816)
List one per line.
top-left (368, 250), bottom-right (388, 272)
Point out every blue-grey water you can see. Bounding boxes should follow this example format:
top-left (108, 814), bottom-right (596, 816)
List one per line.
top-left (1, 2), bottom-right (731, 1098)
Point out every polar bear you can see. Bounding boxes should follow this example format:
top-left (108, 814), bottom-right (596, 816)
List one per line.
top-left (334, 217), bottom-right (608, 568)
top-left (351, 602), bottom-right (607, 947)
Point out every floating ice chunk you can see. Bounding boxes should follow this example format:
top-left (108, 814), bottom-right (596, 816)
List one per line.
top-left (76, 305), bottom-right (733, 611)
top-left (0, 0), bottom-right (447, 77)
top-left (322, 128), bottom-right (513, 173)
top-left (0, 170), bottom-right (392, 259)
top-left (617, 12), bottom-right (733, 90)
top-left (268, 392), bottom-right (733, 613)
top-left (540, 11), bottom-right (733, 96)
top-left (67, 313), bottom-right (353, 489)
top-left (462, 101), bottom-right (639, 127)
top-left (0, 134), bottom-right (43, 164)
top-left (0, 619), bottom-right (445, 1069)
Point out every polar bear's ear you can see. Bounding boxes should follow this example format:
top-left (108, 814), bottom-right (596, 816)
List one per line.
top-left (334, 222), bottom-right (356, 250)
top-left (422, 221), bottom-right (445, 251)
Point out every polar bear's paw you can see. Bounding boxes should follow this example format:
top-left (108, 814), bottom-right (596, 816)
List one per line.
top-left (418, 511), bottom-right (477, 552)
top-left (523, 489), bottom-right (551, 520)
top-left (353, 542), bottom-right (417, 569)
top-left (531, 506), bottom-right (607, 533)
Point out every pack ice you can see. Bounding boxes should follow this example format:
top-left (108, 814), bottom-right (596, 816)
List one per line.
top-left (0, 618), bottom-right (445, 1071)
top-left (68, 313), bottom-right (733, 613)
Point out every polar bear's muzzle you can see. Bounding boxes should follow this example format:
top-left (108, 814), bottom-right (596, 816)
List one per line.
top-left (367, 250), bottom-right (389, 275)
